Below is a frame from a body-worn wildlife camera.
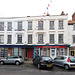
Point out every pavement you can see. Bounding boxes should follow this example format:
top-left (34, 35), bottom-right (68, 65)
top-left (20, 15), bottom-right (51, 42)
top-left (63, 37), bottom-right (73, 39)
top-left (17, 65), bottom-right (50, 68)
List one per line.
top-left (24, 59), bottom-right (33, 64)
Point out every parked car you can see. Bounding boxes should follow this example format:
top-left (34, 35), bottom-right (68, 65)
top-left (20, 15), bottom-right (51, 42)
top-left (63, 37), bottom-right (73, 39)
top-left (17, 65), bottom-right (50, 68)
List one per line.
top-left (54, 56), bottom-right (75, 70)
top-left (33, 56), bottom-right (54, 69)
top-left (0, 56), bottom-right (24, 65)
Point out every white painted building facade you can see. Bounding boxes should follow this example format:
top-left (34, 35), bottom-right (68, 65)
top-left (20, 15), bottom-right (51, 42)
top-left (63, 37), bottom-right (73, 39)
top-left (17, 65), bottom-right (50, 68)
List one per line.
top-left (0, 13), bottom-right (70, 59)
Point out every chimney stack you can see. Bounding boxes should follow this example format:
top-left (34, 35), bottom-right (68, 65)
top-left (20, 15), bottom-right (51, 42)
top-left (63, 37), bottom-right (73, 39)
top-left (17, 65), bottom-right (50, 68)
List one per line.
top-left (72, 12), bottom-right (75, 21)
top-left (61, 11), bottom-right (65, 15)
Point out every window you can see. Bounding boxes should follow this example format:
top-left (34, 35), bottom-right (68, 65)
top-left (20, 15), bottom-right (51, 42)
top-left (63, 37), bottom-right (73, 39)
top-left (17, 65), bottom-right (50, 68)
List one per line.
top-left (28, 22), bottom-right (32, 30)
top-left (38, 21), bottom-right (43, 30)
top-left (73, 35), bottom-right (75, 43)
top-left (0, 48), bottom-right (8, 57)
top-left (28, 35), bottom-right (32, 44)
top-left (60, 48), bottom-right (65, 55)
top-left (12, 48), bottom-right (21, 56)
top-left (73, 24), bottom-right (75, 30)
top-left (38, 34), bottom-right (43, 43)
top-left (51, 50), bottom-right (55, 56)
top-left (0, 35), bottom-right (4, 44)
top-left (59, 20), bottom-right (63, 29)
top-left (58, 34), bottom-right (63, 43)
top-left (50, 34), bottom-right (54, 44)
top-left (7, 22), bottom-right (12, 31)
top-left (50, 21), bottom-right (54, 29)
top-left (18, 22), bottom-right (22, 31)
top-left (17, 35), bottom-right (22, 44)
top-left (0, 22), bottom-right (4, 31)
top-left (7, 35), bottom-right (12, 44)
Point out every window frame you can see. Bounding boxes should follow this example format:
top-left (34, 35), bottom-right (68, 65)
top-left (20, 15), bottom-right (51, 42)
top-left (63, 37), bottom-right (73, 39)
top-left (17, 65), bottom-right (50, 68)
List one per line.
top-left (28, 22), bottom-right (32, 30)
top-left (49, 21), bottom-right (54, 30)
top-left (28, 34), bottom-right (32, 44)
top-left (58, 20), bottom-right (64, 29)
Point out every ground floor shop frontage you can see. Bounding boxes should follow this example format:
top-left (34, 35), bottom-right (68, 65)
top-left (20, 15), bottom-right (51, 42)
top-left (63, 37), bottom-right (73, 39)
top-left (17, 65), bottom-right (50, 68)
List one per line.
top-left (33, 45), bottom-right (70, 59)
top-left (0, 45), bottom-right (70, 59)
top-left (0, 45), bottom-right (26, 59)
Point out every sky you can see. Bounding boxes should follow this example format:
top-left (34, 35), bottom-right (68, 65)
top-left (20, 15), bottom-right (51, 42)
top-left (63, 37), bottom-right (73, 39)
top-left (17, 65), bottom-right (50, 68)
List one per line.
top-left (0, 0), bottom-right (75, 20)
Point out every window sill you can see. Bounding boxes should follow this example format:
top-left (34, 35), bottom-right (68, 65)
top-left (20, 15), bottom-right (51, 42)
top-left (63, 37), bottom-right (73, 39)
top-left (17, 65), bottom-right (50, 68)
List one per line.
top-left (37, 42), bottom-right (44, 44)
top-left (16, 42), bottom-right (23, 44)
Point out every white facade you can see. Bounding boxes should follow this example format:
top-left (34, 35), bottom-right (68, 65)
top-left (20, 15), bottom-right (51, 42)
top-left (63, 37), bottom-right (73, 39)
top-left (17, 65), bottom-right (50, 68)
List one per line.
top-left (0, 14), bottom-right (70, 59)
top-left (0, 17), bottom-right (27, 45)
top-left (26, 15), bottom-right (68, 45)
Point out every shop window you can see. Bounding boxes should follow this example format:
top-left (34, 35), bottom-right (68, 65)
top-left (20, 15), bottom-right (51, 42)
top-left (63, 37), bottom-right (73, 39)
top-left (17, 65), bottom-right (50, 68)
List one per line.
top-left (0, 48), bottom-right (8, 57)
top-left (12, 48), bottom-right (21, 56)
top-left (56, 48), bottom-right (60, 56)
top-left (51, 50), bottom-right (55, 56)
top-left (60, 48), bottom-right (65, 55)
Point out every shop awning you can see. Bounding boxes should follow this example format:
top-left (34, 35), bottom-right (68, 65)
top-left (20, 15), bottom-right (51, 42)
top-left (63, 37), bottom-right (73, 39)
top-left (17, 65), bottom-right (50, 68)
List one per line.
top-left (34, 45), bottom-right (70, 48)
top-left (0, 45), bottom-right (26, 48)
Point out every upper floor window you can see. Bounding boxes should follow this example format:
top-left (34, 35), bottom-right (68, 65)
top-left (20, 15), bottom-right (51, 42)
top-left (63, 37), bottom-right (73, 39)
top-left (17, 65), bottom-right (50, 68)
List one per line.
top-left (49, 34), bottom-right (54, 44)
top-left (38, 21), bottom-right (43, 30)
top-left (28, 22), bottom-right (32, 30)
top-left (38, 34), bottom-right (43, 44)
top-left (7, 35), bottom-right (12, 44)
top-left (18, 22), bottom-right (22, 31)
top-left (58, 20), bottom-right (63, 29)
top-left (50, 21), bottom-right (54, 30)
top-left (0, 22), bottom-right (4, 31)
top-left (73, 24), bottom-right (75, 30)
top-left (73, 35), bottom-right (75, 43)
top-left (7, 22), bottom-right (12, 31)
top-left (58, 34), bottom-right (64, 43)
top-left (17, 35), bottom-right (22, 44)
top-left (28, 34), bottom-right (32, 44)
top-left (0, 35), bottom-right (4, 44)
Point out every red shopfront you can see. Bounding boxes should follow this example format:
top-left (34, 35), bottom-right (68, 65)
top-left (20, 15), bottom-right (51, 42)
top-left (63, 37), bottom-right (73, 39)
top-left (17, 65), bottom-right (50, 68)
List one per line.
top-left (33, 45), bottom-right (70, 58)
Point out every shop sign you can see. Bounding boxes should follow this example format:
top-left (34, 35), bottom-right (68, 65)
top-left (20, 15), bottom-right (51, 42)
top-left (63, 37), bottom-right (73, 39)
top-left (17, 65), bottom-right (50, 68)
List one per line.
top-left (37, 46), bottom-right (66, 48)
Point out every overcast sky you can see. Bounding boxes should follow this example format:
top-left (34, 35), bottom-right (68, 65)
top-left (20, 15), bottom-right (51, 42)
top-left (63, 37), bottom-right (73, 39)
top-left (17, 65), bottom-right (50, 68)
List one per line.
top-left (0, 0), bottom-right (75, 20)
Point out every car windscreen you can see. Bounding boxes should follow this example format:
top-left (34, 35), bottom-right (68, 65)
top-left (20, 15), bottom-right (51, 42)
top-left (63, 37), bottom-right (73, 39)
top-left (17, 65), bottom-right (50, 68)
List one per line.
top-left (69, 57), bottom-right (75, 61)
top-left (42, 57), bottom-right (52, 60)
top-left (19, 56), bottom-right (22, 58)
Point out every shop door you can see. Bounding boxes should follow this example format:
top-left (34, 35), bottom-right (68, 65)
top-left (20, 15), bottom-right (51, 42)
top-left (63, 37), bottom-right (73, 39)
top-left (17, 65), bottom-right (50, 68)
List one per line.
top-left (50, 48), bottom-right (56, 59)
top-left (33, 49), bottom-right (39, 58)
top-left (71, 51), bottom-right (74, 56)
top-left (28, 48), bottom-right (33, 58)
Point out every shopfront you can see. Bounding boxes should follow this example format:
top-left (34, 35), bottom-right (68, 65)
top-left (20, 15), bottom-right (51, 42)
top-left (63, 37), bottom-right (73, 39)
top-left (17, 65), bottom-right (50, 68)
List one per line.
top-left (0, 45), bottom-right (26, 59)
top-left (70, 47), bottom-right (75, 56)
top-left (33, 45), bottom-right (70, 59)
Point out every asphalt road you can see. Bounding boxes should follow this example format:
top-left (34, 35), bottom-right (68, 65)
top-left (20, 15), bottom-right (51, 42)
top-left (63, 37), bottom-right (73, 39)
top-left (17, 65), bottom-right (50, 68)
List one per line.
top-left (0, 63), bottom-right (75, 75)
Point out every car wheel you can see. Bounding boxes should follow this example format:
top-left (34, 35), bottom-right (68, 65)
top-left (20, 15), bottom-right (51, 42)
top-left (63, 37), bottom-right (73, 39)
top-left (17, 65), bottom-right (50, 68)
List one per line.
top-left (0, 61), bottom-right (4, 65)
top-left (15, 61), bottom-right (20, 65)
top-left (38, 64), bottom-right (41, 69)
top-left (64, 65), bottom-right (69, 70)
